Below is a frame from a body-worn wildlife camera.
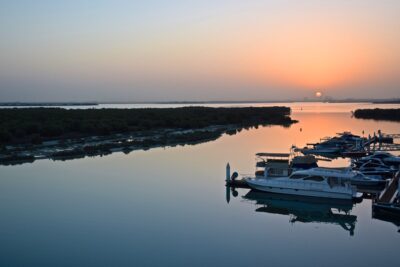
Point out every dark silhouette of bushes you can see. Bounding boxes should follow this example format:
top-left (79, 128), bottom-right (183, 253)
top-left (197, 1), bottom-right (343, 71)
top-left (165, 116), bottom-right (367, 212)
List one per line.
top-left (354, 108), bottom-right (400, 122)
top-left (0, 106), bottom-right (294, 145)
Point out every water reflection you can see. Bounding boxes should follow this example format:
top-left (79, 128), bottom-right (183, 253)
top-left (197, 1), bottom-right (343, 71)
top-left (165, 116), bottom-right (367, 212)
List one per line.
top-left (2, 103), bottom-right (400, 266)
top-left (372, 208), bottom-right (400, 233)
top-left (242, 190), bottom-right (357, 236)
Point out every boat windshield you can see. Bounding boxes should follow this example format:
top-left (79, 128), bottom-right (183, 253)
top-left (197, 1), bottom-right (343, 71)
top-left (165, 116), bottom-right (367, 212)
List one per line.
top-left (289, 174), bottom-right (308, 179)
top-left (362, 162), bottom-right (384, 168)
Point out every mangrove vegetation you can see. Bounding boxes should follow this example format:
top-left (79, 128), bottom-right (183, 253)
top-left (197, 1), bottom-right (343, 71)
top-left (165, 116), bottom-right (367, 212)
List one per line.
top-left (0, 106), bottom-right (296, 165)
top-left (354, 108), bottom-right (400, 122)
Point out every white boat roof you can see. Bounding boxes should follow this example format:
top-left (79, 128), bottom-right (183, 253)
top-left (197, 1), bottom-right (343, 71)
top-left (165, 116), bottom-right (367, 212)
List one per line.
top-left (256, 153), bottom-right (290, 157)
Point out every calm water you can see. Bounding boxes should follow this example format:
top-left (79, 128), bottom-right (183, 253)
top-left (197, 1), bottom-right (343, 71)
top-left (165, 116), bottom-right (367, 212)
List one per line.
top-left (1, 103), bottom-right (399, 267)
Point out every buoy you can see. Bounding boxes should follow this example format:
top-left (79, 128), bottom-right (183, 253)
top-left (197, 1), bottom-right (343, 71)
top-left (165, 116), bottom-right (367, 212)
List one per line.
top-left (232, 190), bottom-right (238, 197)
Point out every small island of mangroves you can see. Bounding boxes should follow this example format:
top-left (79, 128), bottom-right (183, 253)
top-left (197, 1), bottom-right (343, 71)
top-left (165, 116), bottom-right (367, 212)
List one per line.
top-left (354, 108), bottom-right (400, 122)
top-left (0, 106), bottom-right (296, 165)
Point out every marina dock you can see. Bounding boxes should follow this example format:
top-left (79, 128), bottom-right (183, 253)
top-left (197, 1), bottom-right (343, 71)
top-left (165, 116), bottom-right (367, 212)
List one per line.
top-left (375, 172), bottom-right (399, 203)
top-left (363, 132), bottom-right (400, 152)
top-left (373, 172), bottom-right (400, 217)
top-left (226, 130), bottom-right (400, 219)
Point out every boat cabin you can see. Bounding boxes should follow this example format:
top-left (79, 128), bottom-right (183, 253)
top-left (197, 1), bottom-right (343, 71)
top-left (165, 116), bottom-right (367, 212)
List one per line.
top-left (255, 153), bottom-right (290, 177)
top-left (255, 153), bottom-right (318, 177)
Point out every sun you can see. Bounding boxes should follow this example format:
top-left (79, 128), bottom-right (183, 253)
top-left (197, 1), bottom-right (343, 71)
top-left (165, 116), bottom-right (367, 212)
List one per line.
top-left (315, 91), bottom-right (322, 98)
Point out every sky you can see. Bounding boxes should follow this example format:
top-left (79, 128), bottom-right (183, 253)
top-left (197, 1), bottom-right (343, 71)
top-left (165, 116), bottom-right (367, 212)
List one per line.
top-left (0, 0), bottom-right (399, 102)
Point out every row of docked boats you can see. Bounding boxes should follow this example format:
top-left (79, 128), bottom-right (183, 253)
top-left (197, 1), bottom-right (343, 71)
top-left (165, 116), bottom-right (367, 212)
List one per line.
top-left (226, 132), bottom-right (400, 202)
top-left (297, 131), bottom-right (396, 159)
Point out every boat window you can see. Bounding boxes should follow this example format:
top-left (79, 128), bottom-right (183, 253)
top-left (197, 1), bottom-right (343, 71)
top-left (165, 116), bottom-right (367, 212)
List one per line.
top-left (303, 176), bottom-right (324, 182)
top-left (289, 174), bottom-right (308, 179)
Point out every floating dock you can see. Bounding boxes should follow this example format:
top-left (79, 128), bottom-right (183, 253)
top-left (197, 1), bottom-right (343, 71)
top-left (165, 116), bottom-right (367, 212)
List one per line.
top-left (377, 172), bottom-right (399, 203)
top-left (373, 171), bottom-right (400, 217)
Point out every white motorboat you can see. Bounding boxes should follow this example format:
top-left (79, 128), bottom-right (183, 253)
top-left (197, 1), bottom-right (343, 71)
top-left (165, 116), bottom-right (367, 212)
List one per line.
top-left (360, 152), bottom-right (400, 166)
top-left (245, 168), bottom-right (361, 200)
top-left (356, 161), bottom-right (397, 179)
top-left (353, 158), bottom-right (387, 168)
top-left (254, 157), bottom-right (385, 186)
top-left (299, 131), bottom-right (365, 157)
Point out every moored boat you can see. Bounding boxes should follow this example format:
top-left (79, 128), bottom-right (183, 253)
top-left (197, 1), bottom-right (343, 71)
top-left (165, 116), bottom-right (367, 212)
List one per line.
top-left (245, 168), bottom-right (361, 200)
top-left (359, 152), bottom-right (400, 166)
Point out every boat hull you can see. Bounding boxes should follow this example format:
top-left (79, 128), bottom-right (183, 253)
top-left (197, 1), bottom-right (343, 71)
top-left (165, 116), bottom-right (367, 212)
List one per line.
top-left (350, 179), bottom-right (387, 187)
top-left (246, 179), bottom-right (354, 200)
top-left (342, 151), bottom-right (367, 158)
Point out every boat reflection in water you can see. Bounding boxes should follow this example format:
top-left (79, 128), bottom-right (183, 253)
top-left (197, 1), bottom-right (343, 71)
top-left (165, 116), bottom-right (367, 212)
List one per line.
top-left (372, 211), bottom-right (400, 233)
top-left (243, 190), bottom-right (358, 236)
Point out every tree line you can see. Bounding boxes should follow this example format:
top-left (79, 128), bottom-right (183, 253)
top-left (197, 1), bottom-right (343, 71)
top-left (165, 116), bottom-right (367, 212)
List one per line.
top-left (354, 108), bottom-right (400, 122)
top-left (0, 106), bottom-right (294, 145)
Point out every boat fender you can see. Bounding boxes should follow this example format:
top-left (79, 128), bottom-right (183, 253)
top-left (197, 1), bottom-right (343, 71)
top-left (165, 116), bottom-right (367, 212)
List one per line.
top-left (232, 189), bottom-right (239, 197)
top-left (231, 172), bottom-right (238, 181)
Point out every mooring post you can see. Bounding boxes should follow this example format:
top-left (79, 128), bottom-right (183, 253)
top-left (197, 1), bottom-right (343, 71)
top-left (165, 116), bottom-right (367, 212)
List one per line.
top-left (226, 163), bottom-right (231, 182)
